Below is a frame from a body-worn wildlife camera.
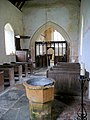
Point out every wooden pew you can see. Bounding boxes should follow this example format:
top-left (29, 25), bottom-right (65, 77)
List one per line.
top-left (47, 63), bottom-right (88, 96)
top-left (55, 62), bottom-right (80, 69)
top-left (0, 65), bottom-right (15, 87)
top-left (15, 62), bottom-right (28, 77)
top-left (10, 62), bottom-right (22, 81)
top-left (3, 63), bottom-right (22, 81)
top-left (15, 50), bottom-right (34, 76)
top-left (0, 71), bottom-right (4, 91)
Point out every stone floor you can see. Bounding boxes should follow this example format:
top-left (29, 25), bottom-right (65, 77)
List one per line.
top-left (0, 68), bottom-right (90, 120)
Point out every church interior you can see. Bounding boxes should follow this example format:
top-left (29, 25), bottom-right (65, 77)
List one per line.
top-left (0, 0), bottom-right (90, 119)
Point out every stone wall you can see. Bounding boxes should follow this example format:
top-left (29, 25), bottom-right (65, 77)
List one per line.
top-left (0, 0), bottom-right (23, 63)
top-left (22, 0), bottom-right (80, 62)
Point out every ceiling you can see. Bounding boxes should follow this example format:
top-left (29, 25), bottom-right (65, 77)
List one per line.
top-left (8, 0), bottom-right (26, 10)
top-left (8, 0), bottom-right (81, 11)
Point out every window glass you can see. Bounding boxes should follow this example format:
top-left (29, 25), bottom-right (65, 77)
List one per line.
top-left (4, 23), bottom-right (15, 55)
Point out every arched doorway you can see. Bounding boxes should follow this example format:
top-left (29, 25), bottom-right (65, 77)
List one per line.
top-left (47, 47), bottom-right (54, 66)
top-left (30, 21), bottom-right (70, 67)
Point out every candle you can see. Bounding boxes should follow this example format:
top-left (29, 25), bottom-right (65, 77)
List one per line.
top-left (80, 62), bottom-right (85, 76)
top-left (80, 15), bottom-right (84, 56)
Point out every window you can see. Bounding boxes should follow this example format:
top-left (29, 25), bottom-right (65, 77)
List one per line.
top-left (54, 30), bottom-right (65, 41)
top-left (4, 23), bottom-right (15, 55)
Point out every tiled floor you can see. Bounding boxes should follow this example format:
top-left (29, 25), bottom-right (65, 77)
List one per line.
top-left (0, 68), bottom-right (90, 120)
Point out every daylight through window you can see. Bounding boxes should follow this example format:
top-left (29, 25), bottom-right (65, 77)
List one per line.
top-left (4, 23), bottom-right (15, 55)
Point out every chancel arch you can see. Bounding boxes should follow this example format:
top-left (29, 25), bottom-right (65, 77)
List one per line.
top-left (30, 21), bottom-right (71, 67)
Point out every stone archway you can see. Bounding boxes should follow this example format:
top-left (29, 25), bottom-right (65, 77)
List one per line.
top-left (30, 21), bottom-right (71, 62)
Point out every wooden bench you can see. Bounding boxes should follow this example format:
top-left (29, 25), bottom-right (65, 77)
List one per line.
top-left (3, 63), bottom-right (22, 81)
top-left (55, 62), bottom-right (80, 68)
top-left (15, 50), bottom-right (34, 76)
top-left (0, 71), bottom-right (4, 91)
top-left (15, 62), bottom-right (28, 77)
top-left (0, 65), bottom-right (15, 87)
top-left (47, 62), bottom-right (88, 96)
top-left (10, 62), bottom-right (22, 81)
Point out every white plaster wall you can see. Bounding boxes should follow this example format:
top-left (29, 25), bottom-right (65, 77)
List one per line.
top-left (22, 0), bottom-right (80, 61)
top-left (0, 0), bottom-right (23, 64)
top-left (79, 0), bottom-right (90, 73)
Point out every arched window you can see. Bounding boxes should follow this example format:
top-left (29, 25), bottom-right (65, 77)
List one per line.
top-left (4, 23), bottom-right (15, 55)
top-left (54, 30), bottom-right (65, 41)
